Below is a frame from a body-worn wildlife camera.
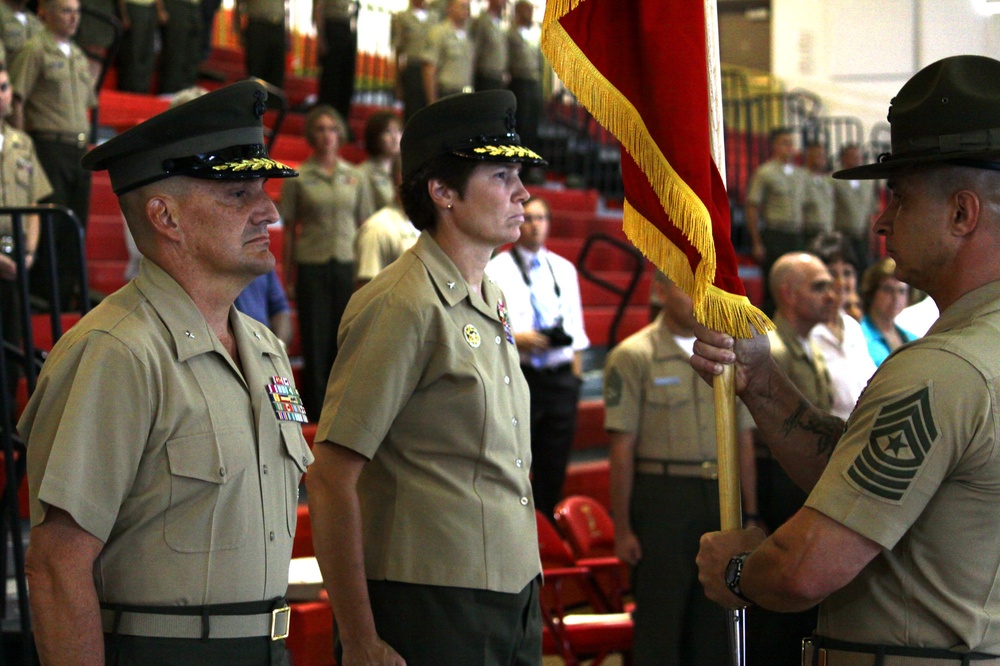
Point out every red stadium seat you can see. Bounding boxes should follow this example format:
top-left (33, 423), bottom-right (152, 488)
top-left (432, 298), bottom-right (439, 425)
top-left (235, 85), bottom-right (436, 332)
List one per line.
top-left (536, 510), bottom-right (634, 665)
top-left (554, 496), bottom-right (631, 612)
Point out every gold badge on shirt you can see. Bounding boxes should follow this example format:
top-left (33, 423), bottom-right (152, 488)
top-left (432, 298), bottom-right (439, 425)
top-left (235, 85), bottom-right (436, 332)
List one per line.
top-left (464, 324), bottom-right (481, 348)
top-left (267, 376), bottom-right (309, 423)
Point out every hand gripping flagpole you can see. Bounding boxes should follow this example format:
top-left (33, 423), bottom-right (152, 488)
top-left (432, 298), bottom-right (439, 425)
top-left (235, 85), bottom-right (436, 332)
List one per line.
top-left (705, 1), bottom-right (746, 663)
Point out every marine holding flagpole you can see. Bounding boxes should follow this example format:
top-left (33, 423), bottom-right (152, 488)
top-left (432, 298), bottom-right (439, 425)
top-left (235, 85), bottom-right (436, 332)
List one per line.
top-left (693, 55), bottom-right (1000, 664)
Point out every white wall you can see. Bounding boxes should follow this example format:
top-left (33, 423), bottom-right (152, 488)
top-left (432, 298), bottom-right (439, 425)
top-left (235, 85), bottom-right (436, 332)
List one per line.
top-left (770, 0), bottom-right (1000, 140)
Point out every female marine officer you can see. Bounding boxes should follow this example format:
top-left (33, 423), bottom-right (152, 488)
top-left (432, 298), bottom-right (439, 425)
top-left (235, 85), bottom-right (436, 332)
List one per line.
top-left (307, 90), bottom-right (547, 666)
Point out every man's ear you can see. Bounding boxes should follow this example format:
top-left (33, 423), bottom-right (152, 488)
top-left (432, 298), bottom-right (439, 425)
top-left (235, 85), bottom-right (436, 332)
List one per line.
top-left (951, 189), bottom-right (981, 237)
top-left (145, 195), bottom-right (183, 244)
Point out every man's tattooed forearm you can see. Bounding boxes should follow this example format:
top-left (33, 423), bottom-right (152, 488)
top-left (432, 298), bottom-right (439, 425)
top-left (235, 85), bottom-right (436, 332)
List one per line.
top-left (781, 399), bottom-right (846, 460)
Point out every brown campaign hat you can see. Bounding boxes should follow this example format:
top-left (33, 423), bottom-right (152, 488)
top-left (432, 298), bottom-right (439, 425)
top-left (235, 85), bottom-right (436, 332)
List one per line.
top-left (835, 55), bottom-right (1000, 180)
top-left (82, 80), bottom-right (297, 194)
top-left (400, 90), bottom-right (546, 181)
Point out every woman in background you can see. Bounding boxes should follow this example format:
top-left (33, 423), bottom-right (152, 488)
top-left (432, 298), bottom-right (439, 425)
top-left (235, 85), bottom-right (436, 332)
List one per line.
top-left (280, 105), bottom-right (374, 417)
top-left (358, 110), bottom-right (403, 211)
top-left (860, 257), bottom-right (918, 366)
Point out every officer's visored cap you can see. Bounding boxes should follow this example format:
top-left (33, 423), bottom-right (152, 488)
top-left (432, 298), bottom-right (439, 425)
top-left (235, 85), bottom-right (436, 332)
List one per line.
top-left (82, 80), bottom-right (297, 195)
top-left (400, 90), bottom-right (546, 181)
top-left (835, 55), bottom-right (1000, 180)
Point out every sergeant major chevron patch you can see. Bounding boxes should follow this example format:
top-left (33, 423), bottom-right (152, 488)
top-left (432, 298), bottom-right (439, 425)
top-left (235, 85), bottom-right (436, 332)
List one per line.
top-left (846, 386), bottom-right (938, 501)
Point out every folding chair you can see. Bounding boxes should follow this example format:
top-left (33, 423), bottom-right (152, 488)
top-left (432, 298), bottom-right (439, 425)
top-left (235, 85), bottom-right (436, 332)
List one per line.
top-left (554, 495), bottom-right (632, 612)
top-left (536, 511), bottom-right (634, 666)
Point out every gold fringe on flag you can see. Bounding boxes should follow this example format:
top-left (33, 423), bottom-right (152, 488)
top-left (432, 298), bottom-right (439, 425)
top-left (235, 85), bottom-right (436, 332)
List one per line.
top-left (542, 0), bottom-right (773, 338)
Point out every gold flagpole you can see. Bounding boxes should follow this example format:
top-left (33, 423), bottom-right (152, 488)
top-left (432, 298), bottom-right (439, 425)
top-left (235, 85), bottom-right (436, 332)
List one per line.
top-left (705, 0), bottom-right (746, 663)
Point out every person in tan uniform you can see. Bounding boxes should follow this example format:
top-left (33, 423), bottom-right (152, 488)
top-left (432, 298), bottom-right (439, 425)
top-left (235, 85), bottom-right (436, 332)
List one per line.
top-left (11, 0), bottom-right (97, 310)
top-left (693, 55), bottom-right (1000, 664)
top-left (746, 128), bottom-right (807, 313)
top-left (391, 0), bottom-right (432, 120)
top-left (21, 80), bottom-right (310, 666)
top-left (753, 251), bottom-right (836, 664)
top-left (158, 0), bottom-right (201, 92)
top-left (421, 0), bottom-right (473, 104)
top-left (605, 273), bottom-right (754, 665)
top-left (506, 0), bottom-right (541, 156)
top-left (307, 90), bottom-right (546, 666)
top-left (234, 0), bottom-right (288, 89)
top-left (471, 0), bottom-right (507, 91)
top-left (279, 105), bottom-right (374, 418)
top-left (357, 109), bottom-right (402, 212)
top-left (0, 0), bottom-right (43, 66)
top-left (0, 62), bottom-right (52, 411)
top-left (116, 0), bottom-right (168, 93)
top-left (802, 142), bottom-right (835, 240)
top-left (833, 143), bottom-right (879, 271)
top-left (314, 0), bottom-right (356, 122)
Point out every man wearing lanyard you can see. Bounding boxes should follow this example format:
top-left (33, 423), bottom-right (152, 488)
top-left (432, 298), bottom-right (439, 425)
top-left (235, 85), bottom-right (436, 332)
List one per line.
top-left (487, 194), bottom-right (589, 518)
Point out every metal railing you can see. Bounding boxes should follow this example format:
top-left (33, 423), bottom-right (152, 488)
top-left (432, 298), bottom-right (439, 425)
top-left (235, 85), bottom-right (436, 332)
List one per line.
top-left (1, 205), bottom-right (88, 663)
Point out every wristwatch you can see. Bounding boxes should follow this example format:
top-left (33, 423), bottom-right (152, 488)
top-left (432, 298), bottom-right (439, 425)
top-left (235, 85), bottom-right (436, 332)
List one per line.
top-left (724, 551), bottom-right (754, 604)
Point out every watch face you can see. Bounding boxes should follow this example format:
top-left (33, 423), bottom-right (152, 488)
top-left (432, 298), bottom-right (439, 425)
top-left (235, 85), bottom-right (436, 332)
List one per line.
top-left (725, 557), bottom-right (741, 587)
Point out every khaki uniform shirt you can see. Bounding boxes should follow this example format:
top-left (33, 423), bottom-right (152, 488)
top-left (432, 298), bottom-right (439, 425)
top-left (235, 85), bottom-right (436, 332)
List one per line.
top-left (0, 4), bottom-right (43, 63)
top-left (833, 178), bottom-right (877, 239)
top-left (604, 317), bottom-right (750, 461)
top-left (357, 159), bottom-right (395, 212)
top-left (507, 25), bottom-right (540, 81)
top-left (20, 260), bottom-right (314, 605)
top-left (353, 206), bottom-right (419, 282)
top-left (318, 0), bottom-right (351, 21)
top-left (316, 233), bottom-right (540, 593)
top-left (806, 280), bottom-right (1000, 652)
top-left (0, 124), bottom-right (53, 236)
top-left (471, 11), bottom-right (507, 79)
top-left (769, 314), bottom-right (833, 412)
top-left (242, 0), bottom-right (285, 23)
top-left (746, 160), bottom-right (807, 233)
top-left (803, 171), bottom-right (835, 234)
top-left (11, 29), bottom-right (97, 134)
top-left (391, 8), bottom-right (432, 63)
top-left (422, 20), bottom-right (474, 95)
top-left (279, 157), bottom-right (375, 265)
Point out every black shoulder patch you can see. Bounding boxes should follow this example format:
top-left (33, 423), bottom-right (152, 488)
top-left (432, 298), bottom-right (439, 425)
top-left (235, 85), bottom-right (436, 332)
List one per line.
top-left (605, 367), bottom-right (623, 407)
top-left (846, 386), bottom-right (938, 501)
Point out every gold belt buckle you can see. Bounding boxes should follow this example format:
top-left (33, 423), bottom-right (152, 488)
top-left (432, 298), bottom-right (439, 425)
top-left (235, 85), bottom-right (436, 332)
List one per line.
top-left (270, 605), bottom-right (291, 640)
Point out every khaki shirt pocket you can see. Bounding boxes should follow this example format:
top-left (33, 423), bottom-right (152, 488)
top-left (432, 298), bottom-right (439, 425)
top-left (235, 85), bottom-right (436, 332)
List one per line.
top-left (164, 429), bottom-right (253, 553)
top-left (280, 422), bottom-right (313, 537)
top-left (42, 55), bottom-right (70, 83)
top-left (641, 376), bottom-right (696, 459)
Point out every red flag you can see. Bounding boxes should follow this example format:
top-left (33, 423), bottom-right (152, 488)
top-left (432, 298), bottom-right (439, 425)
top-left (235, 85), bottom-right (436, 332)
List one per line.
top-left (542, 0), bottom-right (771, 337)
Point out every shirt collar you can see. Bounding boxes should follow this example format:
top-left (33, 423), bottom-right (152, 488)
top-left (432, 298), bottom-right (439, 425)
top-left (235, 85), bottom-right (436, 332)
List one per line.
top-left (928, 280), bottom-right (1000, 336)
top-left (413, 233), bottom-right (500, 321)
top-left (133, 259), bottom-right (283, 363)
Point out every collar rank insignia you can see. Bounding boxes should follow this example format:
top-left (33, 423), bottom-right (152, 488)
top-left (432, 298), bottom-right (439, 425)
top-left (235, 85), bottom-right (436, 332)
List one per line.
top-left (497, 299), bottom-right (514, 344)
top-left (846, 386), bottom-right (938, 502)
top-left (267, 376), bottom-right (309, 423)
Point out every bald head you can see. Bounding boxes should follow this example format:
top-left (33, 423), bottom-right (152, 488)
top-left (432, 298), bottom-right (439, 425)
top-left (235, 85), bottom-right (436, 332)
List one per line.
top-left (769, 252), bottom-right (837, 335)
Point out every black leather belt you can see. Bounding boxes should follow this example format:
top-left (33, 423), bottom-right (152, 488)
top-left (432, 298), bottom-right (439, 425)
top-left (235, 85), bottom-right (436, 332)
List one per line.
top-left (521, 362), bottom-right (573, 376)
top-left (100, 597), bottom-right (290, 641)
top-left (635, 458), bottom-right (719, 480)
top-left (31, 130), bottom-right (88, 149)
top-left (803, 636), bottom-right (1000, 665)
